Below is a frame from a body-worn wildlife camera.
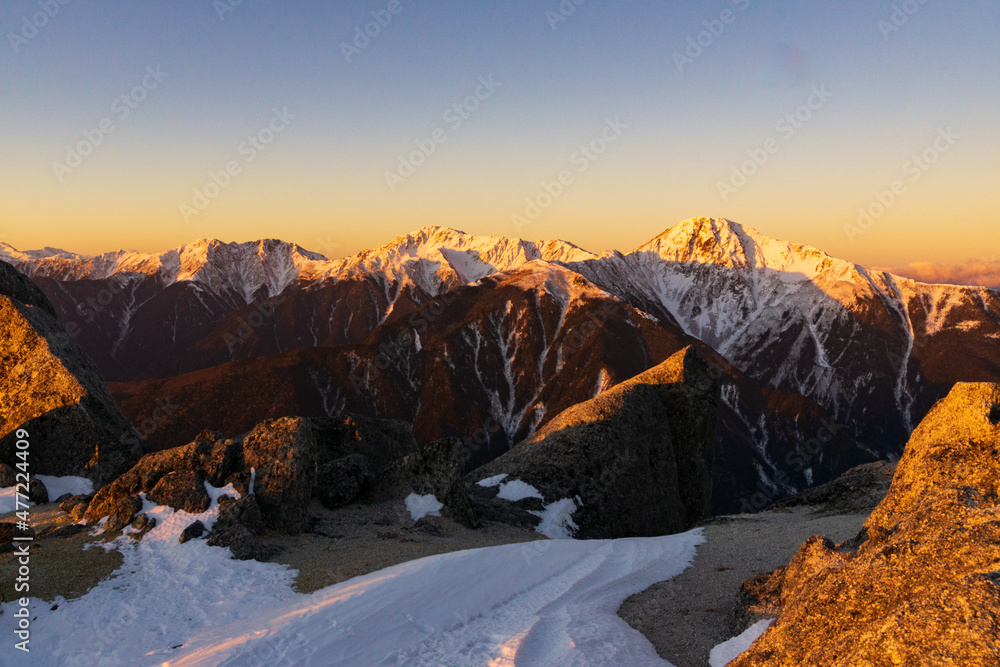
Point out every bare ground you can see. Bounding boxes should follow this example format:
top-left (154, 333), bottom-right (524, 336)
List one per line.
top-left (259, 500), bottom-right (545, 594)
top-left (619, 507), bottom-right (868, 667)
top-left (0, 504), bottom-right (122, 606)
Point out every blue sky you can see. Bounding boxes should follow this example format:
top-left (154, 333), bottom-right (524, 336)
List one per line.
top-left (1, 0), bottom-right (998, 267)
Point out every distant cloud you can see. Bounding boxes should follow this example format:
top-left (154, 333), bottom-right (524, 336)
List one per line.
top-left (879, 259), bottom-right (1000, 289)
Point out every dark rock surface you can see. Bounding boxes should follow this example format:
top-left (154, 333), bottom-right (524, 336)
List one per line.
top-left (179, 520), bottom-right (206, 543)
top-left (0, 260), bottom-right (142, 484)
top-left (26, 477), bottom-right (48, 504)
top-left (104, 495), bottom-right (142, 534)
top-left (0, 463), bottom-right (15, 487)
top-left (59, 494), bottom-right (92, 522)
top-left (148, 470), bottom-right (211, 514)
top-left (206, 495), bottom-right (276, 560)
top-left (84, 413), bottom-right (443, 544)
top-left (470, 346), bottom-right (719, 539)
top-left (84, 434), bottom-right (242, 524)
top-left (733, 382), bottom-right (1000, 666)
top-left (239, 417), bottom-right (316, 534)
top-left (371, 437), bottom-right (476, 527)
top-left (769, 460), bottom-right (897, 515)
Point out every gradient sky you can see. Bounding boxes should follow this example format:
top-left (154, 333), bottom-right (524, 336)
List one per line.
top-left (2, 0), bottom-right (999, 268)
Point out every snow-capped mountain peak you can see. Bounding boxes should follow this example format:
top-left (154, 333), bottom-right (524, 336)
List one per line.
top-left (637, 217), bottom-right (852, 281)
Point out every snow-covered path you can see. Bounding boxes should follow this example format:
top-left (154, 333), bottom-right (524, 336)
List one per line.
top-left (167, 531), bottom-right (702, 666)
top-left (1, 483), bottom-right (701, 666)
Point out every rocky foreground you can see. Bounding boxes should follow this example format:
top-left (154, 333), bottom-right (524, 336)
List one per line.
top-left (731, 382), bottom-right (1000, 665)
top-left (0, 262), bottom-right (140, 484)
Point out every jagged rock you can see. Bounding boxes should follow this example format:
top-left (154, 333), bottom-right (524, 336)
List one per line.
top-left (770, 460), bottom-right (897, 515)
top-left (0, 260), bottom-right (143, 484)
top-left (207, 523), bottom-right (278, 560)
top-left (312, 415), bottom-right (418, 474)
top-left (733, 382), bottom-right (1000, 666)
top-left (206, 495), bottom-right (275, 560)
top-left (215, 495), bottom-right (263, 534)
top-left (59, 494), bottom-right (92, 522)
top-left (148, 470), bottom-right (211, 514)
top-left (84, 435), bottom-right (242, 523)
top-left (224, 471), bottom-right (253, 496)
top-left (104, 495), bottom-right (142, 533)
top-left (470, 346), bottom-right (719, 539)
top-left (179, 520), bottom-right (206, 543)
top-left (240, 417), bottom-right (316, 534)
top-left (315, 453), bottom-right (369, 509)
top-left (85, 413), bottom-right (428, 539)
top-left (53, 493), bottom-right (72, 503)
top-left (129, 513), bottom-right (156, 540)
top-left (311, 415), bottom-right (419, 509)
top-left (27, 477), bottom-right (48, 504)
top-left (0, 463), bottom-right (15, 487)
top-left (371, 438), bottom-right (477, 527)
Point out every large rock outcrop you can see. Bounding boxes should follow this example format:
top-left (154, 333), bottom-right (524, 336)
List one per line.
top-left (469, 345), bottom-right (720, 539)
top-left (0, 260), bottom-right (142, 484)
top-left (733, 382), bottom-right (1000, 666)
top-left (83, 413), bottom-right (475, 538)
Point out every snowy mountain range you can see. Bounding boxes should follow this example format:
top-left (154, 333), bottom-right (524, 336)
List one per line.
top-left (5, 218), bottom-right (999, 511)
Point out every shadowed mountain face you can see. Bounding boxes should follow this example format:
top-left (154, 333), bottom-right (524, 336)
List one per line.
top-left (5, 219), bottom-right (998, 510)
top-left (469, 346), bottom-right (721, 539)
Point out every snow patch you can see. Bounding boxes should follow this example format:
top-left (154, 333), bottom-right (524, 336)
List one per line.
top-left (0, 476), bottom-right (94, 514)
top-left (405, 493), bottom-right (443, 521)
top-left (35, 475), bottom-right (94, 501)
top-left (529, 497), bottom-right (580, 539)
top-left (0, 487), bottom-right (28, 515)
top-left (476, 473), bottom-right (508, 487)
top-left (496, 480), bottom-right (543, 502)
top-left (0, 484), bottom-right (297, 665)
top-left (709, 618), bottom-right (775, 666)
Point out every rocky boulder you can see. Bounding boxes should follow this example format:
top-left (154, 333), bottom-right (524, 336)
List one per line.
top-left (470, 346), bottom-right (720, 539)
top-left (148, 470), bottom-right (211, 514)
top-left (769, 460), bottom-right (897, 515)
top-left (311, 415), bottom-right (419, 508)
top-left (84, 432), bottom-right (242, 523)
top-left (240, 417), bottom-right (316, 533)
top-left (0, 260), bottom-right (142, 484)
top-left (85, 414), bottom-right (428, 539)
top-left (206, 495), bottom-right (276, 561)
top-left (370, 437), bottom-right (476, 527)
top-left (733, 382), bottom-right (1000, 666)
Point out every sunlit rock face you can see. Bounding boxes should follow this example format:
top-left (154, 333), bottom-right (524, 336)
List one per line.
top-left (0, 260), bottom-right (142, 485)
top-left (732, 382), bottom-right (1000, 666)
